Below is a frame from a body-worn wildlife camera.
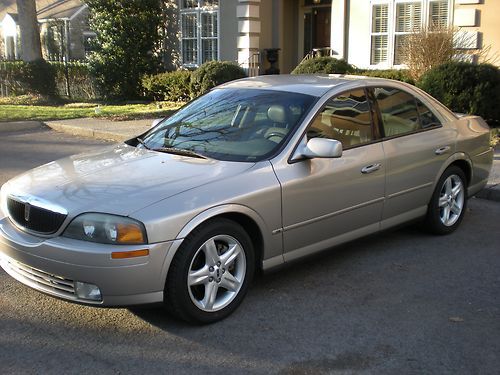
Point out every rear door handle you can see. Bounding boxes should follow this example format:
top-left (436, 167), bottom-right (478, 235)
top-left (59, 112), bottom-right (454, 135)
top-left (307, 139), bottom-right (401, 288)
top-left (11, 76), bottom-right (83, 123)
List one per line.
top-left (435, 146), bottom-right (451, 155)
top-left (361, 163), bottom-right (381, 174)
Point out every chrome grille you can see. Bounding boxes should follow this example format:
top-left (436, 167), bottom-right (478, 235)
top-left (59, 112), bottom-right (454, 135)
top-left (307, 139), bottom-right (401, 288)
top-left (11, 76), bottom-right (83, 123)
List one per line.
top-left (7, 197), bottom-right (67, 234)
top-left (0, 256), bottom-right (76, 299)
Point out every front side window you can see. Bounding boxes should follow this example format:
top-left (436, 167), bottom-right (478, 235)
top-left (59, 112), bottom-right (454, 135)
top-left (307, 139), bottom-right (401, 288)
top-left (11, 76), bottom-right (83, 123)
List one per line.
top-left (307, 89), bottom-right (373, 148)
top-left (180, 0), bottom-right (219, 67)
top-left (374, 87), bottom-right (421, 137)
top-left (140, 89), bottom-right (315, 162)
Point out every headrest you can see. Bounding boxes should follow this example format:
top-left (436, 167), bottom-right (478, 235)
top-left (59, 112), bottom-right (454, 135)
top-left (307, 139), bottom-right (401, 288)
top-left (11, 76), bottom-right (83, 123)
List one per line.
top-left (267, 105), bottom-right (287, 124)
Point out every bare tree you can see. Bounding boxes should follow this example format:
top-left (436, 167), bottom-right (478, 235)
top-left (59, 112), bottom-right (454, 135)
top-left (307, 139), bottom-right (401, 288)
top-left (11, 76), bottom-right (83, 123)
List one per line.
top-left (16, 0), bottom-right (42, 61)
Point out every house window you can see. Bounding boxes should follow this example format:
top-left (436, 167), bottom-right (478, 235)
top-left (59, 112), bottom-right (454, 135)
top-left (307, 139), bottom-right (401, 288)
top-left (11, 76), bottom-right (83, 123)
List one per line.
top-left (394, 2), bottom-right (421, 65)
top-left (180, 0), bottom-right (219, 67)
top-left (370, 1), bottom-right (450, 67)
top-left (429, 0), bottom-right (449, 28)
top-left (371, 4), bottom-right (389, 64)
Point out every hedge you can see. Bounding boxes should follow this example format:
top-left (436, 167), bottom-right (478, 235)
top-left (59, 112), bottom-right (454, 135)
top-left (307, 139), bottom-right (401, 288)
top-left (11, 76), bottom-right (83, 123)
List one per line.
top-left (0, 60), bottom-right (56, 96)
top-left (0, 60), bottom-right (97, 99)
top-left (142, 70), bottom-right (192, 102)
top-left (190, 61), bottom-right (246, 97)
top-left (355, 69), bottom-right (415, 85)
top-left (291, 57), bottom-right (355, 75)
top-left (418, 62), bottom-right (500, 126)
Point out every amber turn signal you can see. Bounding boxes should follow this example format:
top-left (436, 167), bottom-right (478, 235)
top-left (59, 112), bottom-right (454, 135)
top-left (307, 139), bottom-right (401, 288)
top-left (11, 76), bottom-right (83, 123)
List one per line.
top-left (111, 249), bottom-right (149, 259)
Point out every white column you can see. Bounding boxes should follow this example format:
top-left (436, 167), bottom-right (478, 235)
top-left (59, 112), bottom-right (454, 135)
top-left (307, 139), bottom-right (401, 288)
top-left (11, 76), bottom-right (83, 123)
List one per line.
top-left (237, 0), bottom-right (261, 73)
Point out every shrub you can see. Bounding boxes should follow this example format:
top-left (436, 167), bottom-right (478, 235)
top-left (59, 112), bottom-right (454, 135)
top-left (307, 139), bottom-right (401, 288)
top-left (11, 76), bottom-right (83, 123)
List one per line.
top-left (0, 60), bottom-right (56, 96)
top-left (190, 61), bottom-right (246, 97)
top-left (291, 57), bottom-right (355, 75)
top-left (142, 70), bottom-right (192, 102)
top-left (50, 61), bottom-right (97, 100)
top-left (418, 62), bottom-right (500, 126)
top-left (355, 69), bottom-right (415, 85)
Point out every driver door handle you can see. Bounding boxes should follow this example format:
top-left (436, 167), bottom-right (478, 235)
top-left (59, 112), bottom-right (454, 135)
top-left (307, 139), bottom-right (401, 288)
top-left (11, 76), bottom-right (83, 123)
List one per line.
top-left (361, 163), bottom-right (381, 174)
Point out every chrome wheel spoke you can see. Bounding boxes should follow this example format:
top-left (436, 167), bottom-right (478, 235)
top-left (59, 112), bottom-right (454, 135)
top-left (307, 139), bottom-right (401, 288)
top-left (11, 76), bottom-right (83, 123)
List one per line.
top-left (203, 238), bottom-right (220, 266)
top-left (451, 201), bottom-right (462, 215)
top-left (188, 266), bottom-right (211, 287)
top-left (442, 205), bottom-right (451, 224)
top-left (220, 271), bottom-right (240, 292)
top-left (202, 281), bottom-right (219, 310)
top-left (451, 183), bottom-right (462, 198)
top-left (444, 178), bottom-right (452, 195)
top-left (220, 244), bottom-right (241, 268)
top-left (438, 195), bottom-right (448, 208)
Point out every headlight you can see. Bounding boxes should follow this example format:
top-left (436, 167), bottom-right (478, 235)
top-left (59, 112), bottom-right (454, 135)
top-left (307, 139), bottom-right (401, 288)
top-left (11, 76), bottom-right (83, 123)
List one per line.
top-left (63, 213), bottom-right (147, 245)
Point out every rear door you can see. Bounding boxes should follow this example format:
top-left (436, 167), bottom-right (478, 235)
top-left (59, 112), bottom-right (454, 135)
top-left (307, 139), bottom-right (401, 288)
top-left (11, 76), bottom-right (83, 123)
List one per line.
top-left (369, 86), bottom-right (455, 228)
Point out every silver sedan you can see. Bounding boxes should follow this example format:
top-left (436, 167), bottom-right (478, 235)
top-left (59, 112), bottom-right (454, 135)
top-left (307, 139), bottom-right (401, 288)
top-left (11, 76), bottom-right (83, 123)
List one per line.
top-left (0, 75), bottom-right (493, 323)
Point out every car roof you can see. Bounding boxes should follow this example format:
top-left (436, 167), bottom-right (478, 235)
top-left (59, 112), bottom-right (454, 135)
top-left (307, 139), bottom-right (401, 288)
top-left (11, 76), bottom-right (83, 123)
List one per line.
top-left (218, 74), bottom-right (368, 97)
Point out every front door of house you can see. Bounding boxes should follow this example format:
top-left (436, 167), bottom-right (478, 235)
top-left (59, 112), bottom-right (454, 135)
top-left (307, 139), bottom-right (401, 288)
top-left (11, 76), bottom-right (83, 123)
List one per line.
top-left (304, 6), bottom-right (331, 56)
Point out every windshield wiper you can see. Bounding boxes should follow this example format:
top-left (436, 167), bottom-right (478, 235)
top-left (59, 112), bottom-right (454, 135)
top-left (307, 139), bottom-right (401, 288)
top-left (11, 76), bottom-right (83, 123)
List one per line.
top-left (136, 137), bottom-right (150, 150)
top-left (152, 146), bottom-right (208, 159)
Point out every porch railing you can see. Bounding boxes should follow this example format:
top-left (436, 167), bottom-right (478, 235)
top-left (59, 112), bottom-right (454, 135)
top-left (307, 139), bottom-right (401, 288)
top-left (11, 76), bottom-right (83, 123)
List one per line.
top-left (239, 51), bottom-right (261, 77)
top-left (299, 47), bottom-right (336, 66)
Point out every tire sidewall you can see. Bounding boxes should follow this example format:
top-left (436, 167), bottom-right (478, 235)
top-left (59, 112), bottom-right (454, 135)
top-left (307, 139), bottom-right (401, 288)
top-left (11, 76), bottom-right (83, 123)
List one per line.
top-left (426, 166), bottom-right (468, 235)
top-left (165, 219), bottom-right (255, 324)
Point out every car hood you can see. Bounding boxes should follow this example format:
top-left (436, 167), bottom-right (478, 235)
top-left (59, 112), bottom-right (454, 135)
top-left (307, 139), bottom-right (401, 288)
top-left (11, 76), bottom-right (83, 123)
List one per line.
top-left (2, 144), bottom-right (254, 217)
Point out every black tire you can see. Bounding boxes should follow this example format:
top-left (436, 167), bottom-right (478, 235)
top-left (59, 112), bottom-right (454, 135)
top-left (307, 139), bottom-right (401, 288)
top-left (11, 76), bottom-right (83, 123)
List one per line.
top-left (424, 166), bottom-right (467, 235)
top-left (164, 218), bottom-right (255, 324)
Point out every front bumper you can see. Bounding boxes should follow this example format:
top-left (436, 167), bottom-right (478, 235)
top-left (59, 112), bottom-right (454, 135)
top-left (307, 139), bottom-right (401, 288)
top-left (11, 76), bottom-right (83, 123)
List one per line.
top-left (0, 216), bottom-right (174, 306)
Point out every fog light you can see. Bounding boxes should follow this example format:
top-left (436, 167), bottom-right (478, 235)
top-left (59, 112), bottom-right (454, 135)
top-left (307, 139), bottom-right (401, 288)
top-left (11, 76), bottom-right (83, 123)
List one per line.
top-left (75, 281), bottom-right (102, 301)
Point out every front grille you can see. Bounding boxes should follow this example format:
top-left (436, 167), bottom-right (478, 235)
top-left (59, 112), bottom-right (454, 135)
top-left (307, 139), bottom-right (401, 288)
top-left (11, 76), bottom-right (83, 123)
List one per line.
top-left (7, 198), bottom-right (67, 234)
top-left (0, 256), bottom-right (76, 300)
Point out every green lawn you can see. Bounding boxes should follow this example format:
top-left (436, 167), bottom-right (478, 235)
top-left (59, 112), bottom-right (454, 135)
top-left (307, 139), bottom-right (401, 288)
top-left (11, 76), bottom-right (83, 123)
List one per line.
top-left (0, 101), bottom-right (183, 122)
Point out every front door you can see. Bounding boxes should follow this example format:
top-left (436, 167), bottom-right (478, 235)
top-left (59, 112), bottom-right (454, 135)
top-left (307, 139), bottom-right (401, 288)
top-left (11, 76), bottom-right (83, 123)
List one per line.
top-left (273, 88), bottom-right (385, 261)
top-left (304, 7), bottom-right (331, 55)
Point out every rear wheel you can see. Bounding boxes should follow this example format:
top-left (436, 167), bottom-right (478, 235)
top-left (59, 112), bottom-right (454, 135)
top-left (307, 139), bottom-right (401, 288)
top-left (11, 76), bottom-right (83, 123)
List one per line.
top-left (424, 166), bottom-right (467, 235)
top-left (164, 219), bottom-right (254, 324)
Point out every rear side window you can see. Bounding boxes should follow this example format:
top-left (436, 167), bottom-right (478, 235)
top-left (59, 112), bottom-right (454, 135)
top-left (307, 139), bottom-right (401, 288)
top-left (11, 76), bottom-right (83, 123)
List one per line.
top-left (307, 89), bottom-right (373, 148)
top-left (374, 87), bottom-right (420, 137)
top-left (416, 99), bottom-right (442, 128)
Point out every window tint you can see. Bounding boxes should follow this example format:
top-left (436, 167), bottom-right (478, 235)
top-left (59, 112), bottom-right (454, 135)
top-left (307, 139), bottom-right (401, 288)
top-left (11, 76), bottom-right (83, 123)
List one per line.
top-left (307, 89), bottom-right (373, 148)
top-left (416, 99), bottom-right (442, 128)
top-left (374, 87), bottom-right (420, 137)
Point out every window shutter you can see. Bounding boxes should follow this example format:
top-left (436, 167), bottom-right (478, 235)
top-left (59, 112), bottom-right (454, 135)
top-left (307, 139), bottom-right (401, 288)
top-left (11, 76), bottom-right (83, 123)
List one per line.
top-left (429, 0), bottom-right (449, 28)
top-left (396, 3), bottom-right (422, 33)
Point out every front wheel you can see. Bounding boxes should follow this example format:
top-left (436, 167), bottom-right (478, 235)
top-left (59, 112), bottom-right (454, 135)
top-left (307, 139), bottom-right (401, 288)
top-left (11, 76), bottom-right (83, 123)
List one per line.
top-left (164, 219), bottom-right (254, 324)
top-left (424, 166), bottom-right (467, 235)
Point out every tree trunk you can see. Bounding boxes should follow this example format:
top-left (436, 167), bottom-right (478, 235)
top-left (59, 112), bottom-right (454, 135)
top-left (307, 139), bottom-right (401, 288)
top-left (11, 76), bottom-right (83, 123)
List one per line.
top-left (16, 0), bottom-right (42, 61)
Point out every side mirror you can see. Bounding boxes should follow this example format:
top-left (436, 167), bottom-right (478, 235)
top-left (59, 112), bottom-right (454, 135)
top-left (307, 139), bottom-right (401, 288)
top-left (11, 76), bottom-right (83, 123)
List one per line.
top-left (292, 138), bottom-right (343, 161)
top-left (151, 118), bottom-right (163, 128)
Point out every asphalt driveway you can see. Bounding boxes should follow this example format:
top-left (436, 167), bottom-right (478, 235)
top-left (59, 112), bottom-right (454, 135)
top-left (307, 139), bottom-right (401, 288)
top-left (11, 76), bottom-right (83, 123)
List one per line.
top-left (0, 125), bottom-right (499, 374)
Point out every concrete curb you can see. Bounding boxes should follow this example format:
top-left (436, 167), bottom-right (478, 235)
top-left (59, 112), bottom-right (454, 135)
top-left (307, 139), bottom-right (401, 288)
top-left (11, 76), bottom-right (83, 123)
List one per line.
top-left (0, 121), bottom-right (46, 133)
top-left (475, 184), bottom-right (500, 202)
top-left (45, 122), bottom-right (127, 142)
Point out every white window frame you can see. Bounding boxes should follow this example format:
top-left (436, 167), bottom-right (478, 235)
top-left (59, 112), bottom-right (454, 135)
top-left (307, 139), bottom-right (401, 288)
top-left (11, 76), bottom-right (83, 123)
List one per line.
top-left (179, 0), bottom-right (220, 68)
top-left (369, 0), bottom-right (452, 68)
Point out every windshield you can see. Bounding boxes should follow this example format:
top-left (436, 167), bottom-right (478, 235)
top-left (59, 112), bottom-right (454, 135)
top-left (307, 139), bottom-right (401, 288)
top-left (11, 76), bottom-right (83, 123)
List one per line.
top-left (139, 88), bottom-right (316, 162)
